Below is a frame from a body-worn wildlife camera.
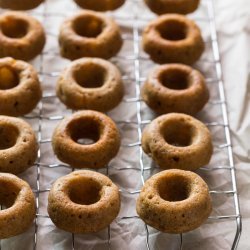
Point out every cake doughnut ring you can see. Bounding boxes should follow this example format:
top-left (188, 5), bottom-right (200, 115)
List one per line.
top-left (0, 57), bottom-right (42, 116)
top-left (52, 110), bottom-right (121, 169)
top-left (0, 173), bottom-right (36, 238)
top-left (136, 169), bottom-right (212, 233)
top-left (0, 0), bottom-right (44, 10)
top-left (142, 14), bottom-right (204, 65)
top-left (48, 170), bottom-right (120, 233)
top-left (142, 113), bottom-right (213, 170)
top-left (59, 10), bottom-right (123, 60)
top-left (0, 12), bottom-right (46, 61)
top-left (56, 58), bottom-right (123, 112)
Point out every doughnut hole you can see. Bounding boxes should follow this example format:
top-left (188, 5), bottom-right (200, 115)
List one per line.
top-left (159, 68), bottom-right (190, 90)
top-left (0, 66), bottom-right (19, 90)
top-left (0, 180), bottom-right (20, 209)
top-left (158, 175), bottom-right (191, 202)
top-left (157, 20), bottom-right (187, 41)
top-left (69, 177), bottom-right (102, 205)
top-left (73, 63), bottom-right (106, 88)
top-left (73, 15), bottom-right (104, 38)
top-left (0, 124), bottom-right (19, 150)
top-left (68, 117), bottom-right (101, 145)
top-left (1, 17), bottom-right (29, 39)
top-left (163, 121), bottom-right (194, 147)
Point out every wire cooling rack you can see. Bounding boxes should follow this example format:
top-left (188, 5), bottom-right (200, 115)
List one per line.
top-left (0, 0), bottom-right (241, 249)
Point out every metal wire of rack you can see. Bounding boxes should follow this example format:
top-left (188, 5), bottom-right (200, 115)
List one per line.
top-left (0, 0), bottom-right (241, 249)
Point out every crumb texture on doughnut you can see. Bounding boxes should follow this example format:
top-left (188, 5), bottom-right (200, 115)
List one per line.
top-left (52, 110), bottom-right (120, 169)
top-left (142, 14), bottom-right (204, 65)
top-left (142, 63), bottom-right (209, 115)
top-left (137, 169), bottom-right (212, 233)
top-left (0, 57), bottom-right (42, 116)
top-left (144, 0), bottom-right (200, 15)
top-left (48, 170), bottom-right (120, 233)
top-left (57, 58), bottom-right (123, 112)
top-left (142, 113), bottom-right (213, 170)
top-left (74, 0), bottom-right (125, 11)
top-left (0, 116), bottom-right (38, 174)
top-left (0, 0), bottom-right (44, 10)
top-left (0, 12), bottom-right (46, 61)
top-left (59, 10), bottom-right (123, 60)
top-left (0, 173), bottom-right (35, 238)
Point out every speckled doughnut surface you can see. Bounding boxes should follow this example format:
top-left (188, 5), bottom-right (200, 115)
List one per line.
top-left (48, 170), bottom-right (120, 233)
top-left (0, 12), bottom-right (46, 61)
top-left (144, 0), bottom-right (200, 15)
top-left (59, 10), bottom-right (123, 60)
top-left (136, 169), bottom-right (212, 233)
top-left (56, 58), bottom-right (123, 112)
top-left (142, 113), bottom-right (213, 170)
top-left (0, 116), bottom-right (38, 174)
top-left (0, 57), bottom-right (42, 116)
top-left (0, 0), bottom-right (44, 10)
top-left (74, 0), bottom-right (125, 11)
top-left (142, 14), bottom-right (204, 65)
top-left (141, 64), bottom-right (209, 115)
top-left (52, 110), bottom-right (120, 169)
top-left (0, 173), bottom-right (36, 238)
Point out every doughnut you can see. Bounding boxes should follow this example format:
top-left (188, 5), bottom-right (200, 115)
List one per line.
top-left (0, 0), bottom-right (44, 10)
top-left (0, 57), bottom-right (42, 116)
top-left (144, 0), bottom-right (200, 15)
top-left (136, 169), bottom-right (212, 233)
top-left (74, 0), bottom-right (125, 11)
top-left (0, 12), bottom-right (46, 61)
top-left (48, 170), bottom-right (120, 233)
top-left (0, 173), bottom-right (36, 238)
top-left (59, 10), bottom-right (123, 60)
top-left (142, 14), bottom-right (204, 65)
top-left (0, 116), bottom-right (38, 174)
top-left (52, 110), bottom-right (120, 169)
top-left (142, 113), bottom-right (213, 170)
top-left (56, 58), bottom-right (123, 112)
top-left (141, 64), bottom-right (209, 115)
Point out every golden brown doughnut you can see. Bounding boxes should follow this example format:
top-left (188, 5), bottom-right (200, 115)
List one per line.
top-left (141, 64), bottom-right (209, 115)
top-left (142, 14), bottom-right (204, 65)
top-left (59, 10), bottom-right (123, 60)
top-left (0, 116), bottom-right (38, 174)
top-left (56, 58), bottom-right (123, 112)
top-left (0, 57), bottom-right (42, 116)
top-left (142, 113), bottom-right (213, 170)
top-left (0, 12), bottom-right (46, 61)
top-left (0, 0), bottom-right (44, 10)
top-left (52, 110), bottom-right (120, 169)
top-left (48, 170), bottom-right (120, 233)
top-left (0, 173), bottom-right (36, 238)
top-left (74, 0), bottom-right (125, 11)
top-left (136, 169), bottom-right (212, 233)
top-left (144, 0), bottom-right (200, 15)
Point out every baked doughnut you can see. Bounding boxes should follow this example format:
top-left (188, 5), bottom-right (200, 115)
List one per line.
top-left (0, 57), bottom-right (42, 116)
top-left (74, 0), bottom-right (125, 11)
top-left (0, 0), bottom-right (44, 10)
top-left (144, 0), bottom-right (200, 15)
top-left (136, 169), bottom-right (211, 233)
top-left (142, 14), bottom-right (204, 65)
top-left (52, 110), bottom-right (120, 169)
top-left (0, 173), bottom-right (36, 238)
top-left (141, 64), bottom-right (209, 115)
top-left (48, 170), bottom-right (120, 233)
top-left (0, 116), bottom-right (38, 174)
top-left (56, 58), bottom-right (123, 112)
top-left (0, 12), bottom-right (46, 61)
top-left (142, 113), bottom-right (213, 170)
top-left (59, 10), bottom-right (123, 60)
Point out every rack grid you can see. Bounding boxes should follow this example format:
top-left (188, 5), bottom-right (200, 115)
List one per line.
top-left (0, 0), bottom-right (241, 249)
